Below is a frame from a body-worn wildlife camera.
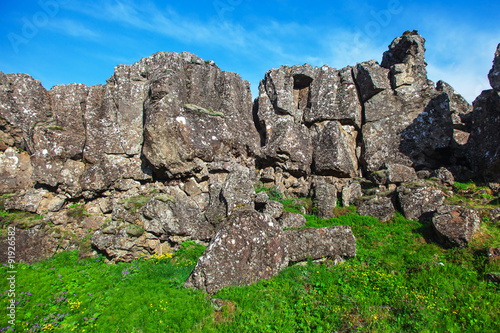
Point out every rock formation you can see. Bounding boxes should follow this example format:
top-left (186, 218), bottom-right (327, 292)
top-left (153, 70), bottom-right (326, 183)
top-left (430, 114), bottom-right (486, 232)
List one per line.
top-left (0, 32), bottom-right (499, 292)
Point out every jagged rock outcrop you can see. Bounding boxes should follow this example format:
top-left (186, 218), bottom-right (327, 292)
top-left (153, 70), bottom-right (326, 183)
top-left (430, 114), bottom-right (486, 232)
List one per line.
top-left (0, 52), bottom-right (258, 197)
top-left (489, 44), bottom-right (500, 91)
top-left (432, 205), bottom-right (481, 248)
top-left (284, 226), bottom-right (356, 262)
top-left (1, 32), bottom-right (498, 274)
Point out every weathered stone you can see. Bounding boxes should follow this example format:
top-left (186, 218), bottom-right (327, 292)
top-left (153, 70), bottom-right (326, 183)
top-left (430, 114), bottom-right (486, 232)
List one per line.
top-left (185, 210), bottom-right (288, 294)
top-left (263, 200), bottom-right (284, 219)
top-left (313, 181), bottom-right (337, 219)
top-left (397, 185), bottom-right (445, 221)
top-left (0, 73), bottom-right (52, 153)
top-left (386, 163), bottom-right (418, 184)
top-left (381, 31), bottom-right (428, 89)
top-left (184, 178), bottom-right (202, 196)
top-left (490, 208), bottom-right (500, 223)
top-left (4, 189), bottom-right (48, 213)
top-left (221, 166), bottom-right (255, 215)
top-left (0, 148), bottom-right (34, 194)
top-left (258, 114), bottom-right (313, 176)
top-left (432, 205), bottom-right (481, 248)
top-left (356, 196), bottom-right (395, 222)
top-left (142, 190), bottom-right (213, 241)
top-left (305, 66), bottom-right (362, 126)
top-left (254, 191), bottom-right (269, 205)
top-left (278, 211), bottom-right (306, 229)
top-left (432, 167), bottom-right (455, 186)
top-left (142, 53), bottom-right (258, 178)
top-left (311, 121), bottom-right (358, 177)
top-left (284, 226), bottom-right (356, 262)
top-left (353, 60), bottom-right (391, 102)
top-left (489, 44), bottom-right (500, 91)
top-left (341, 182), bottom-right (362, 207)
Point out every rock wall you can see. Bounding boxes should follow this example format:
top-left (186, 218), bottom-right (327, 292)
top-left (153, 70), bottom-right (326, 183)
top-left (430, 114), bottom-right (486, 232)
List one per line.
top-left (0, 33), bottom-right (499, 280)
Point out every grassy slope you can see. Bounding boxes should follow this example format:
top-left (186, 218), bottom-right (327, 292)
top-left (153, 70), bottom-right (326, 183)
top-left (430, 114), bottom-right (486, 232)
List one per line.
top-left (1, 185), bottom-right (500, 332)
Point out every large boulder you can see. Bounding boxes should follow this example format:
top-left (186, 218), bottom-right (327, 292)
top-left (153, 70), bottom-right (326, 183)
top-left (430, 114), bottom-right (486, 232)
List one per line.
top-left (284, 226), bottom-right (356, 262)
top-left (185, 209), bottom-right (357, 293)
top-left (397, 184), bottom-right (445, 221)
top-left (432, 205), bottom-right (481, 248)
top-left (489, 44), bottom-right (500, 91)
top-left (184, 210), bottom-right (288, 294)
top-left (356, 196), bottom-right (395, 222)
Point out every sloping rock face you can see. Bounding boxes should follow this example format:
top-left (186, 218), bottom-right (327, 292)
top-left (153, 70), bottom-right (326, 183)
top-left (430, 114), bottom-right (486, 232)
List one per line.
top-left (432, 205), bottom-right (481, 248)
top-left (465, 90), bottom-right (500, 182)
top-left (185, 209), bottom-right (356, 293)
top-left (489, 44), bottom-right (500, 91)
top-left (0, 52), bottom-right (258, 197)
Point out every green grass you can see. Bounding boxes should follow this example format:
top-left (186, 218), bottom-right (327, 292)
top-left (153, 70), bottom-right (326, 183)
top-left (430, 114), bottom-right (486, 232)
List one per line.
top-left (1, 210), bottom-right (499, 332)
top-left (0, 210), bottom-right (44, 229)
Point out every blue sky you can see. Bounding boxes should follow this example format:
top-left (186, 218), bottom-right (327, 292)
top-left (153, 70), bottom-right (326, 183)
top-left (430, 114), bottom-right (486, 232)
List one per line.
top-left (1, 0), bottom-right (499, 102)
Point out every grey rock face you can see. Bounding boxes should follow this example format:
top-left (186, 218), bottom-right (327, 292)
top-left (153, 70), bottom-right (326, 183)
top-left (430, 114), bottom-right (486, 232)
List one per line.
top-left (185, 210), bottom-right (288, 294)
top-left (284, 226), bottom-right (356, 262)
top-left (311, 121), bottom-right (358, 177)
top-left (465, 90), bottom-right (500, 182)
top-left (489, 44), bottom-right (500, 91)
top-left (356, 196), bottom-right (395, 222)
top-left (221, 166), bottom-right (255, 215)
top-left (4, 189), bottom-right (48, 214)
top-left (255, 63), bottom-right (361, 177)
top-left (397, 184), bottom-right (445, 221)
top-left (0, 52), bottom-right (258, 195)
top-left (142, 53), bottom-right (258, 177)
top-left (432, 205), bottom-right (481, 248)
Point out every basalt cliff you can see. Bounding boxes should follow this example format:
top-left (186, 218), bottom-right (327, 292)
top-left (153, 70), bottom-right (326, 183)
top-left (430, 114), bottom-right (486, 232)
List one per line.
top-left (1, 32), bottom-right (499, 293)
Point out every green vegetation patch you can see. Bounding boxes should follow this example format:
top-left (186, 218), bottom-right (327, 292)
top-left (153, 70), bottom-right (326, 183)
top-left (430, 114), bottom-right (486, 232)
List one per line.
top-left (67, 203), bottom-right (89, 221)
top-left (120, 195), bottom-right (152, 213)
top-left (1, 191), bottom-right (499, 332)
top-left (0, 209), bottom-right (44, 229)
top-left (184, 103), bottom-right (226, 118)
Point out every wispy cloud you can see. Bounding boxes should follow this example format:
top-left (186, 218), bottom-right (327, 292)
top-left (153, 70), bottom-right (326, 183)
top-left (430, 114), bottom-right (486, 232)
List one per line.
top-left (47, 19), bottom-right (99, 39)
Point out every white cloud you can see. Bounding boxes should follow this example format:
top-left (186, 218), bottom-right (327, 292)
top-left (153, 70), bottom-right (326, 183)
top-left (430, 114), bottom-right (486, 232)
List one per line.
top-left (47, 19), bottom-right (99, 39)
